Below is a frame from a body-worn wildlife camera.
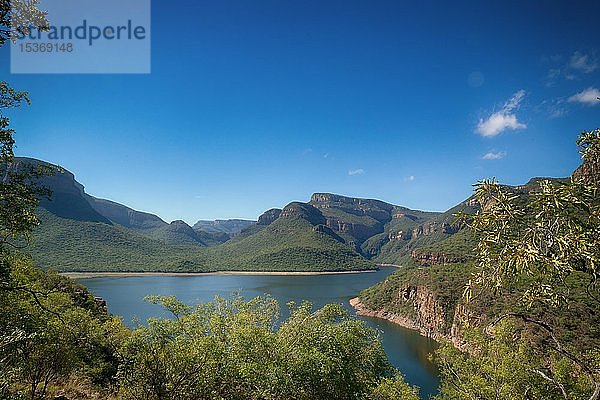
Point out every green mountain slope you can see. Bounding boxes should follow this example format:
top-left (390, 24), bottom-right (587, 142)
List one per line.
top-left (17, 158), bottom-right (232, 248)
top-left (30, 208), bottom-right (205, 272)
top-left (14, 158), bottom-right (112, 224)
top-left (30, 201), bottom-right (373, 272)
top-left (24, 159), bottom-right (373, 272)
top-left (202, 202), bottom-right (373, 271)
top-left (21, 157), bottom-right (539, 273)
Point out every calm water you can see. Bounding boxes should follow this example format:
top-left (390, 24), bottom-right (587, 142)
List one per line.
top-left (78, 268), bottom-right (440, 398)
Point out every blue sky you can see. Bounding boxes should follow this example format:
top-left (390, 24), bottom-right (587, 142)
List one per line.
top-left (2, 0), bottom-right (600, 223)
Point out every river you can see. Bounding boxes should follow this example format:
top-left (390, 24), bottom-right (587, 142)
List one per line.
top-left (77, 267), bottom-right (440, 398)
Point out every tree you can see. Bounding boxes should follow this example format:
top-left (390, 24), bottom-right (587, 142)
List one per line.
top-left (462, 129), bottom-right (599, 305)
top-left (0, 0), bottom-right (48, 46)
top-left (435, 321), bottom-right (593, 400)
top-left (0, 255), bottom-right (127, 399)
top-left (442, 129), bottom-right (600, 400)
top-left (0, 1), bottom-right (52, 283)
top-left (118, 295), bottom-right (419, 400)
top-left (0, 82), bottom-right (58, 281)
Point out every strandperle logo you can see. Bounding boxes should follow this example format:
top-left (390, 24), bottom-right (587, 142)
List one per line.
top-left (18, 20), bottom-right (147, 46)
top-left (11, 0), bottom-right (151, 74)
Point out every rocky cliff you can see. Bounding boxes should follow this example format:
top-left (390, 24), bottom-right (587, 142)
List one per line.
top-left (410, 250), bottom-right (470, 266)
top-left (309, 193), bottom-right (396, 248)
top-left (310, 193), bottom-right (394, 217)
top-left (353, 263), bottom-right (482, 351)
top-left (193, 219), bottom-right (256, 235)
top-left (11, 158), bottom-right (112, 224)
top-left (257, 208), bottom-right (282, 225)
top-left (86, 196), bottom-right (166, 229)
top-left (351, 286), bottom-right (474, 351)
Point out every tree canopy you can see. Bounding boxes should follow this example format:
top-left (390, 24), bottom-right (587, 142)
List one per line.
top-left (0, 0), bottom-right (48, 46)
top-left (438, 129), bottom-right (600, 400)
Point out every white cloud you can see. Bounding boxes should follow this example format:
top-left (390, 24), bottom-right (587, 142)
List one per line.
top-left (503, 89), bottom-right (526, 112)
top-left (477, 113), bottom-right (526, 137)
top-left (476, 90), bottom-right (527, 137)
top-left (348, 168), bottom-right (365, 176)
top-left (569, 51), bottom-right (598, 73)
top-left (482, 151), bottom-right (506, 160)
top-left (404, 175), bottom-right (415, 182)
top-left (568, 87), bottom-right (600, 106)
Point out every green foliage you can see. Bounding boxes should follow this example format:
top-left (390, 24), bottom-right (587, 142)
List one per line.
top-left (576, 128), bottom-right (600, 183)
top-left (0, 255), bottom-right (127, 399)
top-left (0, 83), bottom-right (57, 282)
top-left (433, 321), bottom-right (593, 400)
top-left (462, 131), bottom-right (600, 305)
top-left (118, 295), bottom-right (416, 400)
top-left (0, 255), bottom-right (419, 400)
top-left (0, 0), bottom-right (48, 46)
top-left (368, 376), bottom-right (420, 400)
top-left (464, 176), bottom-right (599, 304)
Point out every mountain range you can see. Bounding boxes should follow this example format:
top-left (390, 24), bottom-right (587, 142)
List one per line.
top-left (17, 156), bottom-right (549, 273)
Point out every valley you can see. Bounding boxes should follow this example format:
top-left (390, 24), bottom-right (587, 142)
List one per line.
top-left (23, 157), bottom-right (481, 273)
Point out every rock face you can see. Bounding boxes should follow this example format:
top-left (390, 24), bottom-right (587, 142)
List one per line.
top-left (309, 193), bottom-right (395, 245)
top-left (280, 202), bottom-right (326, 225)
top-left (411, 222), bottom-right (457, 239)
top-left (411, 251), bottom-right (469, 266)
top-left (257, 208), bottom-right (282, 226)
top-left (351, 287), bottom-right (475, 351)
top-left (310, 193), bottom-right (394, 223)
top-left (193, 219), bottom-right (256, 235)
top-left (323, 217), bottom-right (383, 244)
top-left (86, 196), bottom-right (166, 229)
top-left (11, 158), bottom-right (112, 224)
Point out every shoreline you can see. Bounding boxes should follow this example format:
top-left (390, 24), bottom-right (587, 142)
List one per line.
top-left (61, 269), bottom-right (381, 279)
top-left (349, 297), bottom-right (446, 343)
top-left (375, 263), bottom-right (402, 268)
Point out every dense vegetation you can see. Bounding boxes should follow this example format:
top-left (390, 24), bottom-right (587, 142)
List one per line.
top-left (358, 129), bottom-right (600, 399)
top-left (202, 211), bottom-right (374, 272)
top-left (0, 255), bottom-right (420, 399)
top-left (30, 207), bottom-right (374, 272)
